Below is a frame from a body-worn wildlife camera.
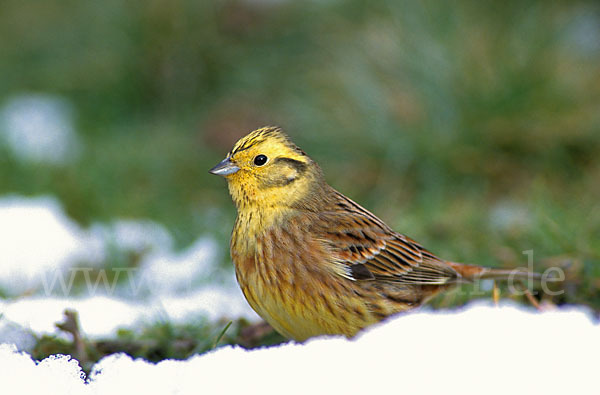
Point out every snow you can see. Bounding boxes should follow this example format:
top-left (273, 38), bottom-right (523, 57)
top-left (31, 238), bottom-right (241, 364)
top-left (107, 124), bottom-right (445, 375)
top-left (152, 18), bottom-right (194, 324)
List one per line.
top-left (88, 219), bottom-right (174, 258)
top-left (0, 195), bottom-right (259, 348)
top-left (0, 296), bottom-right (144, 339)
top-left (0, 345), bottom-right (87, 393)
top-left (0, 93), bottom-right (81, 164)
top-left (0, 303), bottom-right (597, 395)
top-left (0, 194), bottom-right (596, 394)
top-left (0, 195), bottom-right (102, 293)
top-left (0, 195), bottom-right (235, 297)
top-left (137, 237), bottom-right (223, 295)
top-left (0, 286), bottom-right (257, 340)
top-left (488, 200), bottom-right (532, 233)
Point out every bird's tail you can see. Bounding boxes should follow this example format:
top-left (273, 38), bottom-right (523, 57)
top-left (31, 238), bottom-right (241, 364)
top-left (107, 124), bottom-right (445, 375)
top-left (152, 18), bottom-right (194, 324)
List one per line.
top-left (446, 261), bottom-right (541, 282)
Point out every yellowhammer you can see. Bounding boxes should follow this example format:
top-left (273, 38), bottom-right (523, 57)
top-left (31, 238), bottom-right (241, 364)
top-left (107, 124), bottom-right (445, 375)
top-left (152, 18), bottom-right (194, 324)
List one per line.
top-left (210, 126), bottom-right (537, 341)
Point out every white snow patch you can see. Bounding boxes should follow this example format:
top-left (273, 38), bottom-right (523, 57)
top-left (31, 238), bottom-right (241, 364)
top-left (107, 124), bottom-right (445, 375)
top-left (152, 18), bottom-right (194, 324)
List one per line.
top-left (0, 296), bottom-right (144, 339)
top-left (0, 195), bottom-right (103, 293)
top-left (0, 93), bottom-right (81, 164)
top-left (0, 318), bottom-right (36, 351)
top-left (0, 288), bottom-right (258, 341)
top-left (0, 195), bottom-right (237, 297)
top-left (0, 303), bottom-right (597, 395)
top-left (158, 285), bottom-right (259, 322)
top-left (564, 6), bottom-right (600, 57)
top-left (0, 194), bottom-right (257, 344)
top-left (0, 344), bottom-right (88, 394)
top-left (489, 200), bottom-right (531, 233)
top-left (137, 237), bottom-right (221, 295)
top-left (88, 220), bottom-right (174, 257)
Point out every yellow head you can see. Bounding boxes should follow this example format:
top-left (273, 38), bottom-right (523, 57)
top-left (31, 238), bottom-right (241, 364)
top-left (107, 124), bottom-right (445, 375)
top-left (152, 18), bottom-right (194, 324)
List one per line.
top-left (209, 127), bottom-right (326, 210)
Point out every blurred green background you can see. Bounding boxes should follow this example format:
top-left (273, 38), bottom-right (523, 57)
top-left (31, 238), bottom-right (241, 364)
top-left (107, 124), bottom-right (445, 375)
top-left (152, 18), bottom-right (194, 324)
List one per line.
top-left (1, 0), bottom-right (599, 355)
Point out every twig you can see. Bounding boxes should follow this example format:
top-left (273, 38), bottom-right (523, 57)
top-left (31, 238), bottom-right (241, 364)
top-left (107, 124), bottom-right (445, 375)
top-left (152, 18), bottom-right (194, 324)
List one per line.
top-left (522, 287), bottom-right (541, 311)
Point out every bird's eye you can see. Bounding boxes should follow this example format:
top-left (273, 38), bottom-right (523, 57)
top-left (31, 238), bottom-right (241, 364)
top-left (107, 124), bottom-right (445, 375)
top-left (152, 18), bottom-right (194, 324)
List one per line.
top-left (254, 154), bottom-right (268, 166)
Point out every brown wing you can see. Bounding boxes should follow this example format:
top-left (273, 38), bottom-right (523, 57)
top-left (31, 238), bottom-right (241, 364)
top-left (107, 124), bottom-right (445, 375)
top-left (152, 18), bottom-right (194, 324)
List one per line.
top-left (314, 191), bottom-right (460, 285)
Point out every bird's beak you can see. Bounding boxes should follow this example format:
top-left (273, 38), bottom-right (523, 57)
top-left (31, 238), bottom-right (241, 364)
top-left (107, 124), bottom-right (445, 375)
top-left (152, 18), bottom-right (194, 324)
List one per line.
top-left (209, 157), bottom-right (240, 177)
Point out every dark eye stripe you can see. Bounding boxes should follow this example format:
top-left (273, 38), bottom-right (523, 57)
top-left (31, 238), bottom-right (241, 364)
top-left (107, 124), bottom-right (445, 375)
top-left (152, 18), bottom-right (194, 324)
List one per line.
top-left (274, 157), bottom-right (307, 174)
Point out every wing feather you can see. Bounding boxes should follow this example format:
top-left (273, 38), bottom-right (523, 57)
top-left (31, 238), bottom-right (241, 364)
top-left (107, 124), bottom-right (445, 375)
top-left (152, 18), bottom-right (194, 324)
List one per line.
top-left (315, 191), bottom-right (459, 285)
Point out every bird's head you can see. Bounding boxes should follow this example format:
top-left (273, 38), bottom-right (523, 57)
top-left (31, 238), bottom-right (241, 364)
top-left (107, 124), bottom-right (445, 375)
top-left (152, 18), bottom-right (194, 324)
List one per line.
top-left (209, 126), bottom-right (325, 210)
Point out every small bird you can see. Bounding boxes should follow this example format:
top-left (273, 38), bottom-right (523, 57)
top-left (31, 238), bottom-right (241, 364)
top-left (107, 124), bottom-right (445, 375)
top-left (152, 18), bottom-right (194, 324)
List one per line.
top-left (210, 126), bottom-right (537, 341)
